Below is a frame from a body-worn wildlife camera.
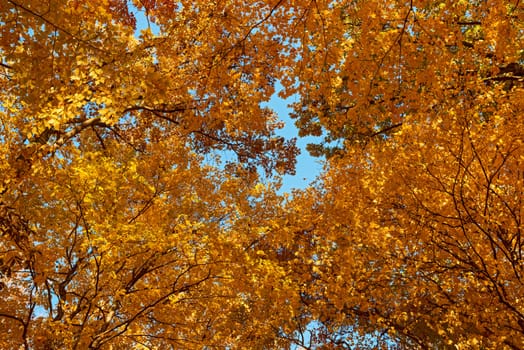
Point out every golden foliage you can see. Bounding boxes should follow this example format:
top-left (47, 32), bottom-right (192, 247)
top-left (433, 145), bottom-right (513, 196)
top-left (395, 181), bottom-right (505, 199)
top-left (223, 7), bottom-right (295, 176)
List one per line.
top-left (0, 0), bottom-right (523, 349)
top-left (0, 0), bottom-right (296, 348)
top-left (281, 0), bottom-right (524, 348)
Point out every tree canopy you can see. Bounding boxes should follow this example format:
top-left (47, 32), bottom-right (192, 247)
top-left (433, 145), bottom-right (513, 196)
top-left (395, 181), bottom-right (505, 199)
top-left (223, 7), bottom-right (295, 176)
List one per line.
top-left (0, 0), bottom-right (523, 349)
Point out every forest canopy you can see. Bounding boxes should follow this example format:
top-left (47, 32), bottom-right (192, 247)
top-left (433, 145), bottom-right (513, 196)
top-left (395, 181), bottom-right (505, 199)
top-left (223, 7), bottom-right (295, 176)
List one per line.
top-left (0, 0), bottom-right (523, 349)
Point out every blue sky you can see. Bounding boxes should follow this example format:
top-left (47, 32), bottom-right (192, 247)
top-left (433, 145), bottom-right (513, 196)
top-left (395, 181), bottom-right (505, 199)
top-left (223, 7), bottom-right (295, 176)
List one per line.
top-left (266, 89), bottom-right (324, 192)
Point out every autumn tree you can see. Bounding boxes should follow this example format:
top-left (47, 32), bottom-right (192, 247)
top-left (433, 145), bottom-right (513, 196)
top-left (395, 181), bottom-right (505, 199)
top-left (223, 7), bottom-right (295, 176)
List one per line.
top-left (2, 0), bottom-right (524, 349)
top-left (276, 0), bottom-right (524, 348)
top-left (0, 0), bottom-right (300, 348)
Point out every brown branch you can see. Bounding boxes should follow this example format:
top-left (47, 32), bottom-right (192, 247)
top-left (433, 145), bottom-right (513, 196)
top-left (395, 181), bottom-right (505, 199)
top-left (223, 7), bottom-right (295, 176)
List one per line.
top-left (457, 21), bottom-right (482, 25)
top-left (368, 123), bottom-right (403, 139)
top-left (90, 265), bottom-right (214, 349)
top-left (484, 76), bottom-right (524, 82)
top-left (51, 117), bottom-right (106, 150)
top-left (367, 1), bottom-right (414, 100)
top-left (1, 62), bottom-right (13, 69)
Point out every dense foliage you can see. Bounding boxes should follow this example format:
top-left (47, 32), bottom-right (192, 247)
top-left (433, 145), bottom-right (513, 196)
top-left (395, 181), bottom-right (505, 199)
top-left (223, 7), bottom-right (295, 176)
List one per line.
top-left (1, 0), bottom-right (522, 349)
